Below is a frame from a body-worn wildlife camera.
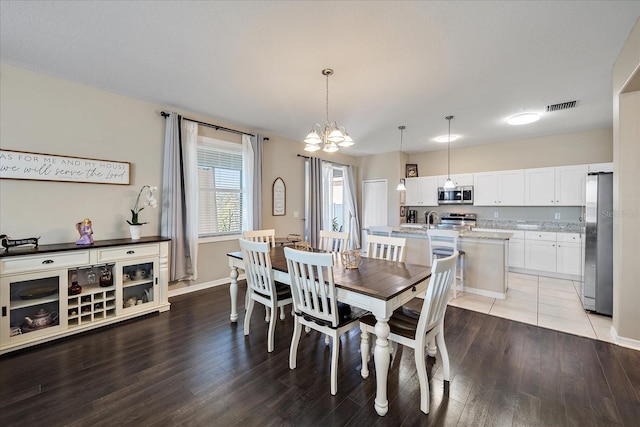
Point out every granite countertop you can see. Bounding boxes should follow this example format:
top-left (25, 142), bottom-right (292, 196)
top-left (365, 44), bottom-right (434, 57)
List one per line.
top-left (474, 219), bottom-right (585, 233)
top-left (389, 228), bottom-right (512, 241)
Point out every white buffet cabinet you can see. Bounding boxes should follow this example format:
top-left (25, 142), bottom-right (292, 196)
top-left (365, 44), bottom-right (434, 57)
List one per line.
top-left (0, 237), bottom-right (170, 354)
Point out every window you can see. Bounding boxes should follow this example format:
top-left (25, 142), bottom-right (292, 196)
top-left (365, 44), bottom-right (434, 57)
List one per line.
top-left (197, 137), bottom-right (243, 236)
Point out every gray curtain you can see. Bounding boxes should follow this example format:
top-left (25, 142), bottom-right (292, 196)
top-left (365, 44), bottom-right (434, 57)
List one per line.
top-left (307, 157), bottom-right (323, 248)
top-left (250, 134), bottom-right (264, 230)
top-left (161, 112), bottom-right (198, 282)
top-left (343, 165), bottom-right (361, 249)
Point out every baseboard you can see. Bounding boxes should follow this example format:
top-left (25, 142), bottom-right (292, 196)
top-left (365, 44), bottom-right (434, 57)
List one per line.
top-left (462, 287), bottom-right (506, 300)
top-left (610, 325), bottom-right (640, 351)
top-left (168, 274), bottom-right (246, 298)
top-left (509, 267), bottom-right (582, 282)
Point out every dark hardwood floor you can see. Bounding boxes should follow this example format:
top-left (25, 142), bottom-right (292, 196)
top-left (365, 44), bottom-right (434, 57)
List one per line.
top-left (1, 281), bottom-right (639, 426)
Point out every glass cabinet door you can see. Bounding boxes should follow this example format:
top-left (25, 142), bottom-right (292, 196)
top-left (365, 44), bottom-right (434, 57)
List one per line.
top-left (1, 270), bottom-right (65, 343)
top-left (119, 259), bottom-right (157, 312)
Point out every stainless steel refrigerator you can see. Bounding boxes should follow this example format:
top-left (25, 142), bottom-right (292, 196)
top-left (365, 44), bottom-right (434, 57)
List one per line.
top-left (583, 172), bottom-right (613, 316)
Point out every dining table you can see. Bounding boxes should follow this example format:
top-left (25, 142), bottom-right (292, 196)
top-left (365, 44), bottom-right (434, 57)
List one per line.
top-left (227, 246), bottom-right (431, 416)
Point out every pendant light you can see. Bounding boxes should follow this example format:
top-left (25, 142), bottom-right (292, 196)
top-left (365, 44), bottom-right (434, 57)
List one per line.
top-left (443, 116), bottom-right (456, 190)
top-left (396, 125), bottom-right (406, 191)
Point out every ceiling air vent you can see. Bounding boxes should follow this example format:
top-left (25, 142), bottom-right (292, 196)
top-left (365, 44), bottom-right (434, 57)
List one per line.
top-left (546, 100), bottom-right (578, 112)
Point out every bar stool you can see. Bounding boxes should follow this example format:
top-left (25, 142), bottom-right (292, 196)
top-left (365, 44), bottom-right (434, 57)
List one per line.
top-left (427, 229), bottom-right (464, 298)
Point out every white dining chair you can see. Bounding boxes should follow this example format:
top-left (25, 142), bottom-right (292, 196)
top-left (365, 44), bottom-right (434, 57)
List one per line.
top-left (242, 229), bottom-right (286, 320)
top-left (239, 238), bottom-right (293, 353)
top-left (365, 234), bottom-right (407, 262)
top-left (318, 230), bottom-right (350, 253)
top-left (427, 229), bottom-right (464, 298)
top-left (284, 247), bottom-right (362, 395)
top-left (360, 251), bottom-right (458, 414)
top-left (243, 229), bottom-right (276, 247)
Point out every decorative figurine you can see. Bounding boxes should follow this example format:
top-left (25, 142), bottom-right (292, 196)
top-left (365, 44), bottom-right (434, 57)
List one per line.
top-left (75, 218), bottom-right (94, 245)
top-left (0, 234), bottom-right (40, 251)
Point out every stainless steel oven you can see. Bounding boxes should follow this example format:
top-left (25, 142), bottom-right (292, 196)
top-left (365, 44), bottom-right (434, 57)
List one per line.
top-left (438, 186), bottom-right (473, 205)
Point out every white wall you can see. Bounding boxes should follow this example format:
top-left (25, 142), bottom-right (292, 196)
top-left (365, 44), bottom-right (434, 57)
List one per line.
top-left (0, 63), bottom-right (165, 243)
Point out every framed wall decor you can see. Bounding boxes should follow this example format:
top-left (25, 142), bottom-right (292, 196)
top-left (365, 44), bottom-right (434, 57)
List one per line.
top-left (0, 149), bottom-right (130, 185)
top-left (272, 177), bottom-right (286, 216)
top-left (406, 164), bottom-right (418, 178)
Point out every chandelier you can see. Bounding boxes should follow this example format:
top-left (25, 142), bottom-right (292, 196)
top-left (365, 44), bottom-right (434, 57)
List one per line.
top-left (303, 68), bottom-right (354, 153)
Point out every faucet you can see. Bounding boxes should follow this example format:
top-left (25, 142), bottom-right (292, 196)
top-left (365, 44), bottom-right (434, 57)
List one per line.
top-left (426, 211), bottom-right (440, 228)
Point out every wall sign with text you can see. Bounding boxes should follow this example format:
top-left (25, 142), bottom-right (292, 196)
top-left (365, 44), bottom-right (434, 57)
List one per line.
top-left (272, 177), bottom-right (286, 216)
top-left (0, 150), bottom-right (130, 185)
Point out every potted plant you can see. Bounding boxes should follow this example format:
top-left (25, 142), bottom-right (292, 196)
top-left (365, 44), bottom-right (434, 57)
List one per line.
top-left (127, 185), bottom-right (158, 239)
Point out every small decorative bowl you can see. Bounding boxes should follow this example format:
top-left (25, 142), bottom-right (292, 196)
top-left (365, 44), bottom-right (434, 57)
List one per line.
top-left (294, 241), bottom-right (312, 251)
top-left (341, 250), bottom-right (362, 269)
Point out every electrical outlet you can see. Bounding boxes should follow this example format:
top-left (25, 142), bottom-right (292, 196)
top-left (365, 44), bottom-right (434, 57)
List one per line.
top-left (555, 212), bottom-right (561, 220)
top-left (494, 211), bottom-right (499, 218)
top-left (293, 211), bottom-right (299, 218)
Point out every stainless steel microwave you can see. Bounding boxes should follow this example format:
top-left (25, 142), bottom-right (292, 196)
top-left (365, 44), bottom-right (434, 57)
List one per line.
top-left (438, 186), bottom-right (474, 205)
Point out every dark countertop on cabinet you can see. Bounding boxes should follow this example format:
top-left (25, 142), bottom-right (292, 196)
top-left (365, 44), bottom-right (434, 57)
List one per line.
top-left (0, 236), bottom-right (170, 258)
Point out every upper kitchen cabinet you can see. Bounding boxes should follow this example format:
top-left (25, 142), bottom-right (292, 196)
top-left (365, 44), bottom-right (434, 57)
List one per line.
top-left (588, 162), bottom-right (613, 173)
top-left (473, 169), bottom-right (525, 206)
top-left (405, 176), bottom-right (438, 206)
top-left (525, 165), bottom-right (588, 206)
top-left (437, 173), bottom-right (474, 187)
top-left (554, 165), bottom-right (588, 206)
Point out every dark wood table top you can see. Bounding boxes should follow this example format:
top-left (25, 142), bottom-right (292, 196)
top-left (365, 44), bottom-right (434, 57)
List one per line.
top-left (228, 246), bottom-right (431, 302)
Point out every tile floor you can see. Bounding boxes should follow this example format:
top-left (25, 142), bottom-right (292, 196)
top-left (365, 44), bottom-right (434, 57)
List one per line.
top-left (448, 272), bottom-right (614, 342)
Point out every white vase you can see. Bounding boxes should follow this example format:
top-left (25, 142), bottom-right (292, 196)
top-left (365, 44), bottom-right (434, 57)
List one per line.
top-left (129, 225), bottom-right (142, 240)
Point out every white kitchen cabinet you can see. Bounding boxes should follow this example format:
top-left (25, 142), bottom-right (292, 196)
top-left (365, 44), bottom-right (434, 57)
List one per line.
top-left (524, 167), bottom-right (556, 205)
top-left (509, 237), bottom-right (525, 268)
top-left (474, 170), bottom-right (524, 206)
top-left (525, 240), bottom-right (556, 272)
top-left (555, 164), bottom-right (588, 206)
top-left (588, 162), bottom-right (613, 173)
top-left (525, 165), bottom-right (588, 206)
top-left (0, 238), bottom-right (170, 354)
top-left (556, 242), bottom-right (582, 276)
top-left (405, 176), bottom-right (438, 206)
top-left (556, 233), bottom-right (583, 276)
top-left (437, 173), bottom-right (473, 187)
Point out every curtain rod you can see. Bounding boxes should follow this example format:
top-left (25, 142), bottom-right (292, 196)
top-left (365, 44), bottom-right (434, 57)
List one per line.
top-left (296, 153), bottom-right (350, 168)
top-left (160, 111), bottom-right (256, 138)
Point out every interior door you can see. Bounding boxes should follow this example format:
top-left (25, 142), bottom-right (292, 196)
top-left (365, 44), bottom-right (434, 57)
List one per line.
top-left (361, 179), bottom-right (388, 246)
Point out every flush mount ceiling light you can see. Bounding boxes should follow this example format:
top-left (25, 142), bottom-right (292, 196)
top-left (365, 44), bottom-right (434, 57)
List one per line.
top-left (396, 125), bottom-right (406, 191)
top-left (507, 112), bottom-right (541, 125)
top-left (443, 116), bottom-right (456, 190)
top-left (303, 68), bottom-right (354, 153)
top-left (433, 134), bottom-right (459, 143)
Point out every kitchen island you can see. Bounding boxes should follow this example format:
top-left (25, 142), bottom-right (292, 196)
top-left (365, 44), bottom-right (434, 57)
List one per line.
top-left (369, 227), bottom-right (511, 299)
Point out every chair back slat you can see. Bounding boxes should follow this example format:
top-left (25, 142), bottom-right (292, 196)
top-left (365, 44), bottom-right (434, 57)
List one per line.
top-left (417, 251), bottom-right (458, 336)
top-left (239, 238), bottom-right (276, 298)
top-left (285, 247), bottom-right (339, 327)
top-left (243, 229), bottom-right (276, 247)
top-left (318, 230), bottom-right (349, 253)
top-left (365, 234), bottom-right (406, 262)
top-left (426, 229), bottom-right (458, 259)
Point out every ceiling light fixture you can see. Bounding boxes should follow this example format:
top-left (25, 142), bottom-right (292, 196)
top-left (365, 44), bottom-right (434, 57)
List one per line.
top-left (443, 116), bottom-right (456, 190)
top-left (507, 112), bottom-right (541, 125)
top-left (303, 68), bottom-right (353, 153)
top-left (434, 134), bottom-right (459, 143)
top-left (396, 125), bottom-right (406, 191)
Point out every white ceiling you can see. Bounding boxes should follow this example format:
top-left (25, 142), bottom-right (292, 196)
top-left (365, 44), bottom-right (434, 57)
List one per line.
top-left (1, 1), bottom-right (639, 156)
